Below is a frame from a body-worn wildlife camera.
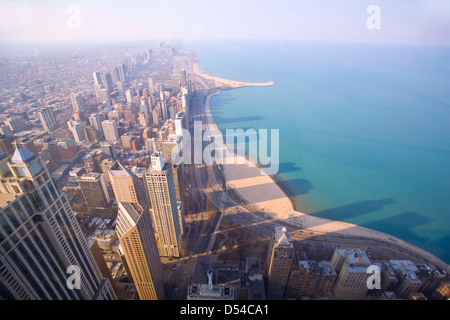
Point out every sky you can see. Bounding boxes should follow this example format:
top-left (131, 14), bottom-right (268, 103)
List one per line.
top-left (0, 0), bottom-right (449, 45)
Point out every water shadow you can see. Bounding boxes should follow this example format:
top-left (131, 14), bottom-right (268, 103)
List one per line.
top-left (310, 198), bottom-right (396, 221)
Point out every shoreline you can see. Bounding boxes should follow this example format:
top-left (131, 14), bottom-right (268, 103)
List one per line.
top-left (193, 63), bottom-right (275, 88)
top-left (192, 63), bottom-right (450, 271)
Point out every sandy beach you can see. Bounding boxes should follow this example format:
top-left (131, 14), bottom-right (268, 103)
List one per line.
top-left (193, 64), bottom-right (274, 88)
top-left (193, 63), bottom-right (450, 271)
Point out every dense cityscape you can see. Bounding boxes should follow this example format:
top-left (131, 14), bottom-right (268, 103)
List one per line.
top-left (0, 41), bottom-right (448, 303)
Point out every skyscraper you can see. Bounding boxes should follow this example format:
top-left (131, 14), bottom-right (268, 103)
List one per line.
top-left (108, 161), bottom-right (148, 210)
top-left (115, 202), bottom-right (165, 300)
top-left (78, 173), bottom-right (111, 209)
top-left (83, 125), bottom-right (100, 144)
top-left (101, 72), bottom-right (114, 93)
top-left (89, 113), bottom-right (105, 139)
top-left (101, 120), bottom-right (120, 141)
top-left (6, 116), bottom-right (26, 132)
top-left (180, 68), bottom-right (187, 87)
top-left (118, 63), bottom-right (127, 82)
top-left (70, 93), bottom-right (86, 113)
top-left (265, 227), bottom-right (294, 299)
top-left (174, 112), bottom-right (186, 138)
top-left (0, 146), bottom-right (116, 300)
top-left (38, 107), bottom-right (58, 132)
top-left (100, 143), bottom-right (116, 160)
top-left (144, 152), bottom-right (182, 258)
top-left (67, 119), bottom-right (86, 142)
top-left (93, 72), bottom-right (102, 86)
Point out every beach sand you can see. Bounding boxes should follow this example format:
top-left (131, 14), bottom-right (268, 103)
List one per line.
top-left (193, 63), bottom-right (450, 271)
top-left (193, 64), bottom-right (274, 88)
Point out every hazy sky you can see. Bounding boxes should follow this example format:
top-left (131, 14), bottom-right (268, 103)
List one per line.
top-left (0, 0), bottom-right (449, 45)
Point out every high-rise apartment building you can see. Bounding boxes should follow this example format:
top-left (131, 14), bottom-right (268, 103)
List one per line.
top-left (83, 125), bottom-right (100, 144)
top-left (100, 143), bottom-right (116, 160)
top-left (67, 119), bottom-right (86, 142)
top-left (101, 72), bottom-right (114, 93)
top-left (0, 146), bottom-right (116, 300)
top-left (108, 161), bottom-right (148, 210)
top-left (115, 202), bottom-right (165, 300)
top-left (93, 72), bottom-right (102, 86)
top-left (6, 116), bottom-right (26, 132)
top-left (38, 107), bottom-right (58, 132)
top-left (265, 227), bottom-right (293, 299)
top-left (70, 93), bottom-right (86, 113)
top-left (89, 113), bottom-right (105, 139)
top-left (144, 152), bottom-right (182, 258)
top-left (78, 173), bottom-right (111, 209)
top-left (101, 120), bottom-right (120, 141)
top-left (331, 249), bottom-right (371, 299)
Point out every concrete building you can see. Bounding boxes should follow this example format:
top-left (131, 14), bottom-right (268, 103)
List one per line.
top-left (100, 143), bottom-right (116, 160)
top-left (389, 260), bottom-right (422, 299)
top-left (174, 112), bottom-right (185, 138)
top-left (108, 161), bottom-right (148, 211)
top-left (83, 125), bottom-right (100, 144)
top-left (0, 146), bottom-right (116, 300)
top-left (0, 135), bottom-right (15, 156)
top-left (265, 227), bottom-right (294, 299)
top-left (187, 270), bottom-right (235, 300)
top-left (115, 202), bottom-right (165, 300)
top-left (332, 249), bottom-right (371, 300)
top-left (144, 152), bottom-right (182, 258)
top-left (89, 113), bottom-right (105, 139)
top-left (102, 120), bottom-right (120, 141)
top-left (6, 116), bottom-right (26, 132)
top-left (38, 106), bottom-right (58, 132)
top-left (70, 92), bottom-right (85, 113)
top-left (78, 173), bottom-right (111, 208)
top-left (67, 119), bottom-right (86, 142)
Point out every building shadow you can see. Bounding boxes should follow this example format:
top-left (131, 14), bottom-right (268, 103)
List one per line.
top-left (309, 198), bottom-right (396, 221)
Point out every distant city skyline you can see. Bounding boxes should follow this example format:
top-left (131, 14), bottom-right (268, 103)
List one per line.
top-left (0, 0), bottom-right (449, 45)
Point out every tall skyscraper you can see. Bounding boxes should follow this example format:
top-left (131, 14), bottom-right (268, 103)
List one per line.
top-left (83, 125), bottom-right (100, 144)
top-left (101, 72), bottom-right (114, 93)
top-left (144, 152), bottom-right (182, 258)
top-left (38, 107), bottom-right (58, 132)
top-left (70, 93), bottom-right (86, 113)
top-left (6, 116), bottom-right (26, 132)
top-left (101, 120), bottom-right (119, 141)
top-left (180, 68), bottom-right (187, 87)
top-left (265, 227), bottom-right (294, 299)
top-left (118, 63), bottom-right (127, 82)
top-left (67, 119), bottom-right (86, 142)
top-left (108, 161), bottom-right (148, 210)
top-left (78, 173), bottom-right (111, 209)
top-left (148, 77), bottom-right (154, 94)
top-left (174, 112), bottom-right (186, 138)
top-left (93, 72), bottom-right (102, 86)
top-left (115, 202), bottom-right (165, 300)
top-left (0, 124), bottom-right (13, 137)
top-left (0, 146), bottom-right (117, 300)
top-left (88, 113), bottom-right (105, 139)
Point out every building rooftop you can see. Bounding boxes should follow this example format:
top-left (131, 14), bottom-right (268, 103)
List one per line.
top-left (0, 193), bottom-right (20, 209)
top-left (11, 146), bottom-right (36, 164)
top-left (274, 227), bottom-right (293, 247)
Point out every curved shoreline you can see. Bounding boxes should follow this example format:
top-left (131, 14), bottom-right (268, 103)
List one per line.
top-left (193, 63), bottom-right (275, 88)
top-left (193, 64), bottom-right (450, 272)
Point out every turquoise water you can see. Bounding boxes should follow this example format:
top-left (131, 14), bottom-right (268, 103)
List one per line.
top-left (192, 40), bottom-right (450, 264)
